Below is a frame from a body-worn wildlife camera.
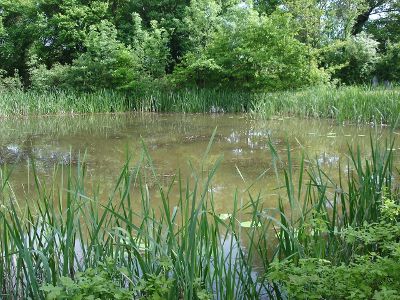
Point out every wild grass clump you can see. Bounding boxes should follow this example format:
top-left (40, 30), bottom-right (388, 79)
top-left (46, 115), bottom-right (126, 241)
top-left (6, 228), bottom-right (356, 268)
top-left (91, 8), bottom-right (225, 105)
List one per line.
top-left (0, 134), bottom-right (398, 299)
top-left (268, 197), bottom-right (400, 299)
top-left (263, 136), bottom-right (400, 299)
top-left (2, 85), bottom-right (399, 126)
top-left (0, 89), bottom-right (249, 117)
top-left (252, 85), bottom-right (400, 125)
top-left (136, 89), bottom-right (249, 113)
top-left (0, 89), bottom-right (132, 116)
top-left (0, 133), bottom-right (271, 299)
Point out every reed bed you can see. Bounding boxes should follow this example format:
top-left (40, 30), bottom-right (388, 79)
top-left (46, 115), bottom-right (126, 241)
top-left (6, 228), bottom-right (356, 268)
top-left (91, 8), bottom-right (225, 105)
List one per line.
top-left (0, 89), bottom-right (249, 117)
top-left (0, 90), bottom-right (132, 116)
top-left (0, 133), bottom-right (397, 299)
top-left (252, 85), bottom-right (400, 125)
top-left (1, 85), bottom-right (399, 126)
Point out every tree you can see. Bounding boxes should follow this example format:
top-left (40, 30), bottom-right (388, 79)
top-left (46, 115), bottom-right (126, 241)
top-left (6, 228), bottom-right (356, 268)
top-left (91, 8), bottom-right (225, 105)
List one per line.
top-left (1, 0), bottom-right (399, 91)
top-left (30, 15), bottom-right (170, 92)
top-left (320, 32), bottom-right (380, 84)
top-left (183, 0), bottom-right (222, 51)
top-left (30, 20), bottom-right (141, 91)
top-left (253, 0), bottom-right (283, 14)
top-left (376, 42), bottom-right (400, 82)
top-left (365, 1), bottom-right (400, 49)
top-left (173, 6), bottom-right (326, 91)
top-left (282, 0), bottom-right (366, 45)
top-left (110, 0), bottom-right (190, 69)
top-left (130, 13), bottom-right (170, 79)
top-left (0, 0), bottom-right (38, 85)
top-left (352, 0), bottom-right (400, 35)
top-left (33, 0), bottom-right (110, 66)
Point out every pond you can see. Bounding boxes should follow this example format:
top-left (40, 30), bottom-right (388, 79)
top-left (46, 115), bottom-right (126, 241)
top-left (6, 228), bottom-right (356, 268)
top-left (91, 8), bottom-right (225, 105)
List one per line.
top-left (0, 113), bottom-right (396, 213)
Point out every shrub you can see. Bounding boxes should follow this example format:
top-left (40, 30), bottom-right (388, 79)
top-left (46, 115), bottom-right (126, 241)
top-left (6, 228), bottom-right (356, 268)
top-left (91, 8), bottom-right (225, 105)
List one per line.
top-left (0, 69), bottom-right (23, 91)
top-left (29, 15), bottom-right (169, 93)
top-left (268, 197), bottom-right (400, 299)
top-left (41, 259), bottom-right (133, 300)
top-left (321, 33), bottom-right (380, 84)
top-left (376, 42), bottom-right (400, 82)
top-left (172, 8), bottom-right (327, 91)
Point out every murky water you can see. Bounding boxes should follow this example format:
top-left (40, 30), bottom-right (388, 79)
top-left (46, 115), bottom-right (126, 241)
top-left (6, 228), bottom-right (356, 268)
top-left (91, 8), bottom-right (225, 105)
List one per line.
top-left (0, 113), bottom-right (396, 213)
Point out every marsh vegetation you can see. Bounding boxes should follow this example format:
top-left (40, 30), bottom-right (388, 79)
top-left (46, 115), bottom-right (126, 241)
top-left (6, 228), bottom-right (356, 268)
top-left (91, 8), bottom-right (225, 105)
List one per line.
top-left (1, 132), bottom-right (399, 299)
top-left (1, 0), bottom-right (400, 299)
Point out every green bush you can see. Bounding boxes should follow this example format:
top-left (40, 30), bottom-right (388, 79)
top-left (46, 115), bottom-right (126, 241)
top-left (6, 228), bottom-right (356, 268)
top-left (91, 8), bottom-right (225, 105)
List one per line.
top-left (41, 259), bottom-right (133, 300)
top-left (268, 197), bottom-right (400, 299)
top-left (29, 15), bottom-right (169, 93)
top-left (376, 42), bottom-right (400, 82)
top-left (320, 33), bottom-right (380, 84)
top-left (41, 257), bottom-right (205, 300)
top-left (30, 20), bottom-right (142, 92)
top-left (0, 69), bottom-right (23, 91)
top-left (172, 8), bottom-right (327, 91)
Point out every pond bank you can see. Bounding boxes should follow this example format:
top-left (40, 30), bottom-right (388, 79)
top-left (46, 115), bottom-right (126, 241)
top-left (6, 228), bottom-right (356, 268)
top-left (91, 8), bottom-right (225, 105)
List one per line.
top-left (0, 85), bottom-right (399, 126)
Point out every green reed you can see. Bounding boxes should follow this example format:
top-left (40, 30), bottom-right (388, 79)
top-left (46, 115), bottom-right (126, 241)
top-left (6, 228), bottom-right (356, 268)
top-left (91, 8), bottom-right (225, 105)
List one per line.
top-left (0, 89), bottom-right (249, 117)
top-left (0, 134), bottom-right (398, 299)
top-left (1, 86), bottom-right (399, 126)
top-left (0, 133), bottom-right (272, 299)
top-left (268, 136), bottom-right (397, 266)
top-left (0, 89), bottom-right (118, 116)
top-left (252, 85), bottom-right (400, 126)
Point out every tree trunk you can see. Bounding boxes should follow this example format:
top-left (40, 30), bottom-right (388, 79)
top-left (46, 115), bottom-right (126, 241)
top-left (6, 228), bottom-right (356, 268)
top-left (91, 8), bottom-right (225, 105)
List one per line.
top-left (352, 0), bottom-right (387, 35)
top-left (352, 7), bottom-right (374, 35)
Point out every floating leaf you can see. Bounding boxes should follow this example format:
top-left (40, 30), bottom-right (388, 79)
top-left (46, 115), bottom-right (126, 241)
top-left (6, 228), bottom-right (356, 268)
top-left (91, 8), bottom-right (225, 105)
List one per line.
top-left (240, 221), bottom-right (261, 228)
top-left (219, 213), bottom-right (232, 220)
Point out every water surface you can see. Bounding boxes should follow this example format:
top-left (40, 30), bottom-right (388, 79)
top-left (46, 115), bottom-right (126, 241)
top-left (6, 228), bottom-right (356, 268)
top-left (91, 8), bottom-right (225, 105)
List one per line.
top-left (0, 113), bottom-right (396, 212)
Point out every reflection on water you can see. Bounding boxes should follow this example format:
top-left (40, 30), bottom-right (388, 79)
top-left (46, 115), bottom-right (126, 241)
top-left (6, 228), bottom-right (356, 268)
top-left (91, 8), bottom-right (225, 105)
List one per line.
top-left (1, 113), bottom-right (397, 293)
top-left (0, 113), bottom-right (396, 213)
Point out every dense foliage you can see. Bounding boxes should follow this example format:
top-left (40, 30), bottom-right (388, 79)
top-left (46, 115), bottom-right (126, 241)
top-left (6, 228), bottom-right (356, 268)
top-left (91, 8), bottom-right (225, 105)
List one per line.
top-left (0, 0), bottom-right (399, 92)
top-left (268, 197), bottom-right (400, 299)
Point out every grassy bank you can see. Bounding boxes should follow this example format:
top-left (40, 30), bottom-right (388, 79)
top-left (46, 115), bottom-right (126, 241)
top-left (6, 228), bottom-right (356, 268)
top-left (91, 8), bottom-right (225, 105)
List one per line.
top-left (0, 136), bottom-right (399, 299)
top-left (252, 85), bottom-right (400, 125)
top-left (0, 89), bottom-right (249, 116)
top-left (1, 85), bottom-right (399, 125)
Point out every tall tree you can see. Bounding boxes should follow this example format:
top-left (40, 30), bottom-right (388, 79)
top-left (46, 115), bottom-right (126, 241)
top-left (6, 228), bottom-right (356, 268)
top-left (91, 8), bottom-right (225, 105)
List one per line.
top-left (352, 0), bottom-right (399, 35)
top-left (173, 7), bottom-right (325, 90)
top-left (0, 0), bottom-right (38, 85)
top-left (183, 0), bottom-right (222, 51)
top-left (34, 0), bottom-right (110, 66)
top-left (120, 0), bottom-right (190, 69)
top-left (365, 1), bottom-right (400, 47)
top-left (253, 0), bottom-right (283, 14)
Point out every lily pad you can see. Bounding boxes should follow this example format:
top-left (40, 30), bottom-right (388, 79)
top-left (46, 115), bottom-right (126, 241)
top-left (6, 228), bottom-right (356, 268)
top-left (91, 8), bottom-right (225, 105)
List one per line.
top-left (219, 213), bottom-right (232, 221)
top-left (240, 221), bottom-right (261, 228)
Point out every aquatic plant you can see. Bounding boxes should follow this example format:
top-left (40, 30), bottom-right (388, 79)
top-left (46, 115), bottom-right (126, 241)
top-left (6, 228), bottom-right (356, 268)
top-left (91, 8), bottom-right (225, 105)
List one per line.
top-left (0, 89), bottom-right (248, 117)
top-left (0, 134), bottom-right (398, 299)
top-left (1, 86), bottom-right (400, 127)
top-left (251, 85), bottom-right (400, 126)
